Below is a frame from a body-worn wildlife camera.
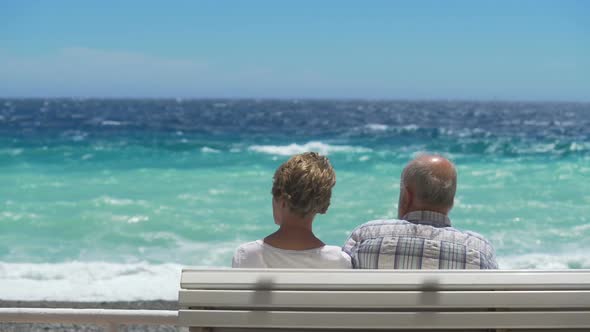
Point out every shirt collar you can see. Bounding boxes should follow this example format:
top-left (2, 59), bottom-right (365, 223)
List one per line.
top-left (402, 210), bottom-right (451, 227)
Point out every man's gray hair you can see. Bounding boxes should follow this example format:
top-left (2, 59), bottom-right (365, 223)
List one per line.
top-left (401, 157), bottom-right (457, 208)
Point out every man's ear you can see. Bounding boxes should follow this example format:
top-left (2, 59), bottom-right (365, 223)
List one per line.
top-left (398, 185), bottom-right (413, 219)
top-left (404, 186), bottom-right (416, 213)
top-left (403, 186), bottom-right (413, 209)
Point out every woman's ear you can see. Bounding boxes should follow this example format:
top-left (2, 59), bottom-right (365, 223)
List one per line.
top-left (272, 196), bottom-right (282, 225)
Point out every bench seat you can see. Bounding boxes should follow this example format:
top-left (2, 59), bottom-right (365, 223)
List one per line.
top-left (179, 269), bottom-right (590, 331)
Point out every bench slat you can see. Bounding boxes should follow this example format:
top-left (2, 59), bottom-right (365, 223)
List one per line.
top-left (178, 310), bottom-right (590, 329)
top-left (179, 289), bottom-right (590, 309)
top-left (181, 269), bottom-right (590, 290)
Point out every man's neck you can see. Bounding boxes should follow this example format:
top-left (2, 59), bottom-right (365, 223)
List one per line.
top-left (402, 210), bottom-right (452, 228)
top-left (401, 205), bottom-right (449, 218)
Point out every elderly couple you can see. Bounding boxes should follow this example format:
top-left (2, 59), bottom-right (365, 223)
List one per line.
top-left (232, 152), bottom-right (498, 270)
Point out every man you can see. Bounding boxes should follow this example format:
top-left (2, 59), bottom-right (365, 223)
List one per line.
top-left (344, 154), bottom-right (498, 269)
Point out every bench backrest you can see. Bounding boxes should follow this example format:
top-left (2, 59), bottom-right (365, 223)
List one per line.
top-left (179, 269), bottom-right (590, 331)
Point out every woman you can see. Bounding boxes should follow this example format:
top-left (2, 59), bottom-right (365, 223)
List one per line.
top-left (232, 152), bottom-right (351, 268)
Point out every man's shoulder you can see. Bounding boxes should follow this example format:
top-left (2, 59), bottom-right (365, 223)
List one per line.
top-left (351, 219), bottom-right (410, 231)
top-left (349, 219), bottom-right (494, 249)
top-left (345, 220), bottom-right (497, 269)
top-left (462, 229), bottom-right (494, 245)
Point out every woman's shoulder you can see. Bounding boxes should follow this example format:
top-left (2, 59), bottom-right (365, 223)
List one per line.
top-left (232, 240), bottom-right (265, 268)
top-left (322, 244), bottom-right (350, 254)
top-left (234, 240), bottom-right (265, 256)
top-left (237, 239), bottom-right (263, 249)
top-left (319, 245), bottom-right (352, 268)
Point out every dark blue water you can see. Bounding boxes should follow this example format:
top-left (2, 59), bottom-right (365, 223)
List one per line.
top-left (2, 99), bottom-right (588, 155)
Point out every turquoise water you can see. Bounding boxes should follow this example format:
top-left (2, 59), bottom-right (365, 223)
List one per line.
top-left (2, 144), bottom-right (588, 266)
top-left (0, 99), bottom-right (589, 300)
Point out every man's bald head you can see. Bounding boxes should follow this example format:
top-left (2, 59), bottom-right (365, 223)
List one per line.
top-left (398, 154), bottom-right (457, 217)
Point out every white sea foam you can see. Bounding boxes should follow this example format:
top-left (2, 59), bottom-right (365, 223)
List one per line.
top-left (0, 261), bottom-right (188, 301)
top-left (498, 252), bottom-right (590, 269)
top-left (111, 215), bottom-right (150, 224)
top-left (1, 250), bottom-right (588, 301)
top-left (201, 146), bottom-right (221, 153)
top-left (61, 130), bottom-right (88, 142)
top-left (569, 142), bottom-right (590, 152)
top-left (365, 123), bottom-right (388, 131)
top-left (401, 124), bottom-right (419, 131)
top-left (0, 211), bottom-right (39, 221)
top-left (573, 223), bottom-right (590, 232)
top-left (101, 120), bottom-right (124, 126)
top-left (248, 141), bottom-right (371, 156)
top-left (10, 148), bottom-right (23, 156)
top-left (94, 196), bottom-right (148, 207)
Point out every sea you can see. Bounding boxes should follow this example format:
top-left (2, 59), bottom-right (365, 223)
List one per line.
top-left (0, 98), bottom-right (589, 301)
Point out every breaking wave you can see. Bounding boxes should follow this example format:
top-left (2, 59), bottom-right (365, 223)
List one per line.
top-left (0, 261), bottom-right (185, 301)
top-left (248, 141), bottom-right (372, 156)
top-left (1, 250), bottom-right (588, 301)
top-left (498, 252), bottom-right (590, 269)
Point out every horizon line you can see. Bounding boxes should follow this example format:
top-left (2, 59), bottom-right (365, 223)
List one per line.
top-left (1, 96), bottom-right (589, 105)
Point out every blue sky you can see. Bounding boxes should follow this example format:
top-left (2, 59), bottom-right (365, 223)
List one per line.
top-left (0, 0), bottom-right (588, 100)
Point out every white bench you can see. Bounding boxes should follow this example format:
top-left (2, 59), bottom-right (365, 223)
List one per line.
top-left (179, 268), bottom-right (590, 331)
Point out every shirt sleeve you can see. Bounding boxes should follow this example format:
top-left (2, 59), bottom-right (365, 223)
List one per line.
top-left (340, 251), bottom-right (353, 269)
top-left (342, 226), bottom-right (362, 255)
top-left (482, 243), bottom-right (499, 269)
top-left (231, 247), bottom-right (244, 268)
top-left (232, 243), bottom-right (265, 268)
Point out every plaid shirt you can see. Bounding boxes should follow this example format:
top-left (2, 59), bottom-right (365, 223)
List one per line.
top-left (343, 211), bottom-right (498, 269)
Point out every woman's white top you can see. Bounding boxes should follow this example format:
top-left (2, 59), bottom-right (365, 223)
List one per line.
top-left (232, 240), bottom-right (352, 268)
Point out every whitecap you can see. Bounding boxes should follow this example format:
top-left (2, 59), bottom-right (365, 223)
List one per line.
top-left (177, 193), bottom-right (198, 200)
top-left (0, 261), bottom-right (184, 301)
top-left (0, 211), bottom-right (39, 221)
top-left (9, 148), bottom-right (23, 156)
top-left (569, 142), bottom-right (589, 152)
top-left (127, 215), bottom-right (149, 224)
top-left (94, 196), bottom-right (148, 207)
top-left (365, 123), bottom-right (388, 131)
top-left (61, 130), bottom-right (88, 142)
top-left (402, 124), bottom-right (419, 131)
top-left (498, 252), bottom-right (590, 269)
top-left (573, 224), bottom-right (590, 232)
top-left (201, 146), bottom-right (221, 153)
top-left (101, 120), bottom-right (124, 126)
top-left (248, 141), bottom-right (371, 156)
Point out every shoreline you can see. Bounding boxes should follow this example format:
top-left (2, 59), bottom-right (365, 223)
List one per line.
top-left (0, 300), bottom-right (182, 332)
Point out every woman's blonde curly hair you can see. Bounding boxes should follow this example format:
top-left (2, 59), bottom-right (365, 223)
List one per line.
top-left (271, 152), bottom-right (336, 217)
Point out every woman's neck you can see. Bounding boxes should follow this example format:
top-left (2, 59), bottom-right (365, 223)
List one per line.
top-left (264, 224), bottom-right (325, 250)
